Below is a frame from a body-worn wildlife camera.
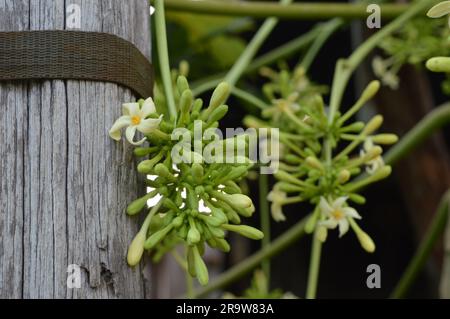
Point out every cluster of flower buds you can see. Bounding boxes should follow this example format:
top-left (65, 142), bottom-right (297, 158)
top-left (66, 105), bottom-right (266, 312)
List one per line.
top-left (110, 75), bottom-right (263, 285)
top-left (245, 65), bottom-right (398, 253)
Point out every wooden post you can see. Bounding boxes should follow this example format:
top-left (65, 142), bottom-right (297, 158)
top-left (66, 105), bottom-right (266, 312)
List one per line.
top-left (0, 0), bottom-right (151, 298)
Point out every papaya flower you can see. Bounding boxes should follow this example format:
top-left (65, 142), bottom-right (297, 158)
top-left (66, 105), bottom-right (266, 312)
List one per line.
top-left (267, 188), bottom-right (287, 222)
top-left (360, 138), bottom-right (385, 175)
top-left (319, 196), bottom-right (361, 237)
top-left (109, 97), bottom-right (163, 146)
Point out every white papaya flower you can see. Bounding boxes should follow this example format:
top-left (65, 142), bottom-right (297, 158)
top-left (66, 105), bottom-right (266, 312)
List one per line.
top-left (360, 138), bottom-right (385, 175)
top-left (109, 97), bottom-right (163, 146)
top-left (319, 196), bottom-right (361, 237)
top-left (267, 189), bottom-right (287, 222)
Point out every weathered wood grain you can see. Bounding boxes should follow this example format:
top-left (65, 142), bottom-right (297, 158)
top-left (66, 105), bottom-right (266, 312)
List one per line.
top-left (0, 0), bottom-right (151, 298)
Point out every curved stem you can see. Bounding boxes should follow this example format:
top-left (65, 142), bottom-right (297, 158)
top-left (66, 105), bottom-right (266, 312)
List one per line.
top-left (259, 174), bottom-right (271, 282)
top-left (299, 18), bottom-right (343, 72)
top-left (231, 87), bottom-right (269, 110)
top-left (160, 0), bottom-right (412, 20)
top-left (188, 215), bottom-right (309, 298)
top-left (391, 191), bottom-right (450, 299)
top-left (154, 0), bottom-right (177, 120)
top-left (224, 0), bottom-right (293, 89)
top-left (328, 0), bottom-right (435, 121)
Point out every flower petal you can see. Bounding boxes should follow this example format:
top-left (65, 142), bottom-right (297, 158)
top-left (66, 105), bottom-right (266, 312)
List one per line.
top-left (271, 203), bottom-right (286, 222)
top-left (343, 207), bottom-right (361, 219)
top-left (319, 197), bottom-right (332, 215)
top-left (332, 196), bottom-right (348, 210)
top-left (109, 116), bottom-right (131, 141)
top-left (427, 1), bottom-right (450, 18)
top-left (338, 219), bottom-right (349, 237)
top-left (140, 97), bottom-right (156, 118)
top-left (122, 102), bottom-right (140, 116)
top-left (125, 125), bottom-right (146, 146)
top-left (320, 219), bottom-right (338, 229)
top-left (136, 115), bottom-right (163, 134)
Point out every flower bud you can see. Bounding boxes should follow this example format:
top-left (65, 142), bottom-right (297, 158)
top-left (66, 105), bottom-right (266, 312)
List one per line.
top-left (316, 226), bottom-right (328, 243)
top-left (360, 80), bottom-right (380, 102)
top-left (192, 163), bottom-right (204, 183)
top-left (365, 146), bottom-right (383, 160)
top-left (209, 82), bottom-right (230, 111)
top-left (179, 89), bottom-right (193, 116)
top-left (222, 193), bottom-right (253, 209)
top-left (208, 225), bottom-right (225, 239)
top-left (305, 156), bottom-right (324, 171)
top-left (305, 214), bottom-right (317, 234)
top-left (207, 105), bottom-right (229, 125)
top-left (172, 216), bottom-right (184, 228)
top-left (134, 147), bottom-right (155, 157)
top-left (187, 246), bottom-right (196, 277)
top-left (215, 238), bottom-right (231, 253)
top-left (187, 227), bottom-right (201, 245)
top-left (179, 61), bottom-right (190, 77)
top-left (177, 75), bottom-right (190, 94)
top-left (221, 224), bottom-right (264, 240)
top-left (371, 134), bottom-right (398, 145)
top-left (127, 194), bottom-right (151, 215)
top-left (356, 231), bottom-right (376, 253)
top-left (138, 159), bottom-right (158, 174)
top-left (193, 247), bottom-right (209, 286)
top-left (349, 193), bottom-right (366, 205)
top-left (426, 57), bottom-right (450, 73)
top-left (371, 165), bottom-right (392, 182)
top-left (337, 169), bottom-right (351, 184)
top-left (144, 224), bottom-right (174, 249)
top-left (154, 163), bottom-right (176, 182)
top-left (127, 231), bottom-right (146, 266)
top-left (363, 115), bottom-right (383, 135)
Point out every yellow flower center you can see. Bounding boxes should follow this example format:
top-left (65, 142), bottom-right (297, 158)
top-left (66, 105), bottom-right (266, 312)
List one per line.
top-left (332, 209), bottom-right (345, 220)
top-left (131, 115), bottom-right (141, 125)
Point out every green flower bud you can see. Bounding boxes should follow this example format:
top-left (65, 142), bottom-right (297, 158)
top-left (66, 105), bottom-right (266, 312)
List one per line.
top-left (127, 231), bottom-right (146, 266)
top-left (134, 147), bottom-right (156, 157)
top-left (137, 156), bottom-right (161, 174)
top-left (349, 193), bottom-right (366, 205)
top-left (200, 214), bottom-right (224, 227)
top-left (305, 214), bottom-right (317, 234)
top-left (360, 80), bottom-right (380, 102)
top-left (154, 163), bottom-right (176, 182)
top-left (192, 163), bottom-right (204, 183)
top-left (187, 227), bottom-right (201, 245)
top-left (221, 224), bottom-right (264, 240)
top-left (208, 82), bottom-right (230, 111)
top-left (177, 223), bottom-right (188, 239)
top-left (215, 238), bottom-right (231, 253)
top-left (179, 89), bottom-right (193, 114)
top-left (371, 165), bottom-right (392, 181)
top-left (172, 216), bottom-right (184, 228)
top-left (340, 122), bottom-right (365, 133)
top-left (371, 134), bottom-right (398, 145)
top-left (426, 57), bottom-right (450, 73)
top-left (223, 166), bottom-right (249, 181)
top-left (356, 231), bottom-right (375, 253)
top-left (337, 169), bottom-right (351, 184)
top-left (144, 224), bottom-right (174, 250)
top-left (316, 226), bottom-right (328, 243)
top-left (305, 156), bottom-right (324, 171)
top-left (177, 75), bottom-right (190, 94)
top-left (193, 246), bottom-right (209, 286)
top-left (276, 182), bottom-right (302, 193)
top-left (192, 98), bottom-right (203, 113)
top-left (179, 61), bottom-right (190, 77)
top-left (127, 193), bottom-right (152, 215)
top-left (207, 225), bottom-right (225, 239)
top-left (207, 105), bottom-right (228, 125)
top-left (210, 207), bottom-right (228, 224)
top-left (363, 115), bottom-right (383, 135)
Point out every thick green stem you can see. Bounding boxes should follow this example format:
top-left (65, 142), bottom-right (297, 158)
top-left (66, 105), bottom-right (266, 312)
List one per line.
top-left (224, 0), bottom-right (293, 89)
top-left (160, 0), bottom-right (414, 20)
top-left (191, 28), bottom-right (319, 96)
top-left (306, 233), bottom-right (323, 299)
top-left (188, 215), bottom-right (309, 298)
top-left (385, 103), bottom-right (450, 166)
top-left (259, 174), bottom-right (271, 282)
top-left (391, 191), bottom-right (450, 299)
top-left (154, 0), bottom-right (177, 119)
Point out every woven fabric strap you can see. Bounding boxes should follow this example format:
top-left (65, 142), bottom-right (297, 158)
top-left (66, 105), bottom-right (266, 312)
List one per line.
top-left (0, 30), bottom-right (153, 98)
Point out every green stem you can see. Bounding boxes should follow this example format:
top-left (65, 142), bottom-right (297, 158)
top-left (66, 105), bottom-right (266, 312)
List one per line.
top-left (306, 233), bottom-right (323, 299)
top-left (191, 28), bottom-right (319, 96)
top-left (391, 191), bottom-right (450, 299)
top-left (160, 0), bottom-right (414, 20)
top-left (328, 0), bottom-right (435, 121)
top-left (224, 0), bottom-right (293, 88)
top-left (385, 103), bottom-right (450, 166)
top-left (231, 87), bottom-right (269, 110)
top-left (188, 215), bottom-right (309, 298)
top-left (259, 174), bottom-right (271, 283)
top-left (154, 0), bottom-right (177, 120)
top-left (299, 18), bottom-right (343, 72)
